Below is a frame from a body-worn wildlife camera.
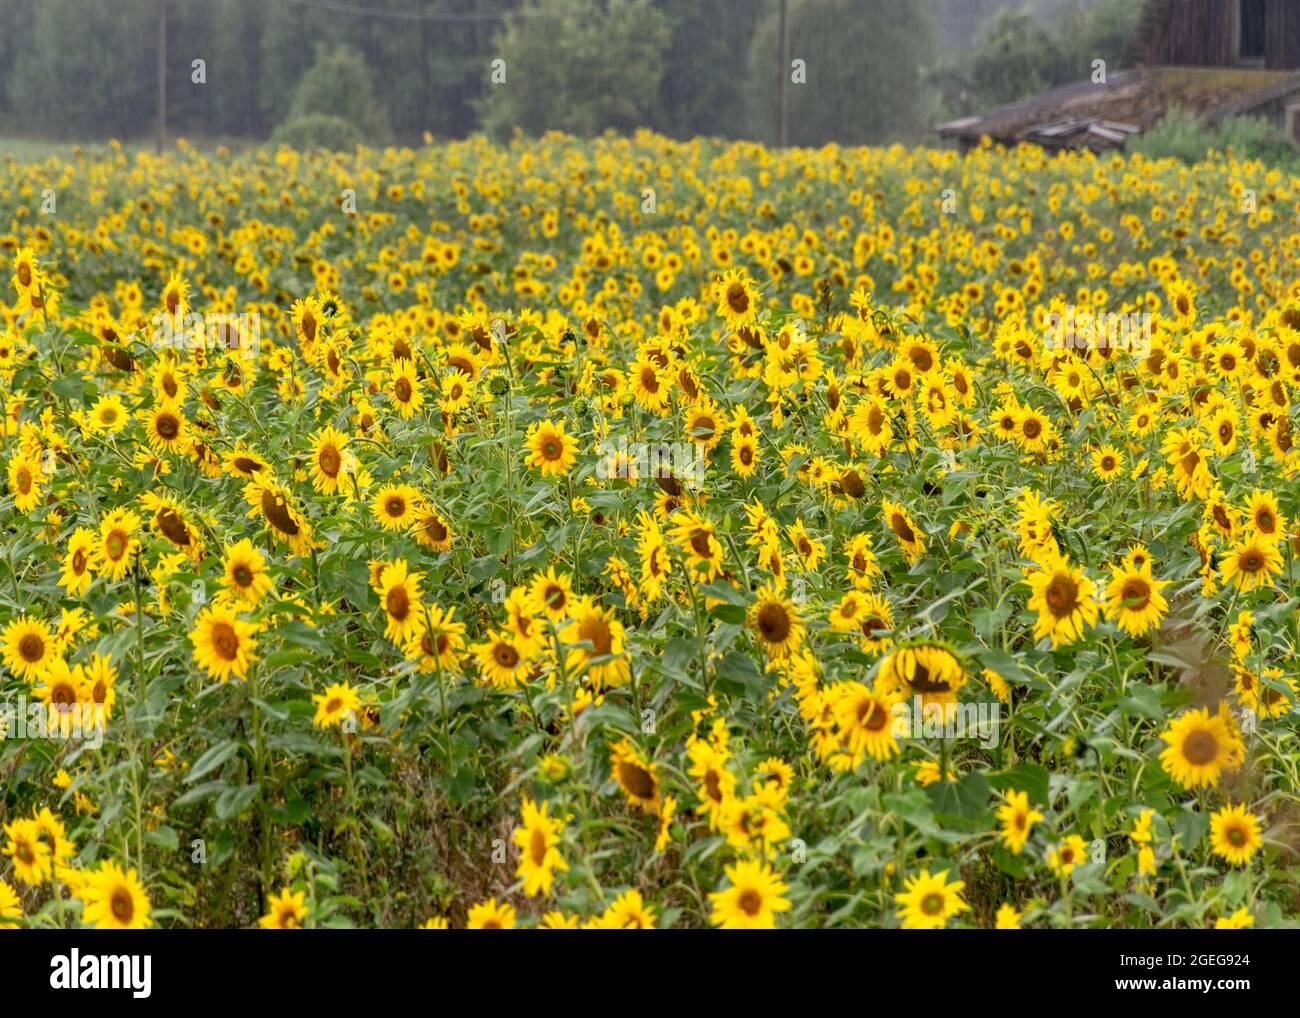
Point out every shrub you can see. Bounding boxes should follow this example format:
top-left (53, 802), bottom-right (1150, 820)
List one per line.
top-left (285, 44), bottom-right (390, 144)
top-left (268, 113), bottom-right (365, 153)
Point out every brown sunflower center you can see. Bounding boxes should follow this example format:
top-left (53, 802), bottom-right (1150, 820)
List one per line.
top-left (211, 622), bottom-right (240, 661)
top-left (1044, 574), bottom-right (1079, 618)
top-left (261, 489), bottom-right (300, 536)
top-left (493, 641), bottom-right (519, 669)
top-left (318, 445), bottom-right (341, 476)
top-left (1182, 729), bottom-right (1218, 766)
top-left (385, 585), bottom-right (410, 621)
top-left (111, 889), bottom-right (135, 922)
top-left (577, 616), bottom-right (613, 656)
top-left (737, 888), bottom-right (763, 916)
top-left (725, 282), bottom-right (749, 315)
top-left (618, 760), bottom-right (656, 800)
top-left (756, 602), bottom-right (791, 643)
top-left (18, 633), bottom-right (44, 662)
top-left (889, 513), bottom-right (916, 544)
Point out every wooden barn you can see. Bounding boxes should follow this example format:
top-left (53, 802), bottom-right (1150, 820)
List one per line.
top-left (1131, 0), bottom-right (1300, 70)
top-left (938, 0), bottom-right (1300, 152)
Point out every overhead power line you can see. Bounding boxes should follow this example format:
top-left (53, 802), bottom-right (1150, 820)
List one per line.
top-left (282, 0), bottom-right (590, 20)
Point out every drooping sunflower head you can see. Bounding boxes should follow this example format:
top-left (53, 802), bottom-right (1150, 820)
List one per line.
top-left (747, 582), bottom-right (805, 661)
top-left (879, 642), bottom-right (967, 706)
top-left (609, 738), bottom-right (660, 814)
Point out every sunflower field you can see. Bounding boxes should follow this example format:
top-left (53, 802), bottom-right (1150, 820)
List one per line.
top-left (1, 132), bottom-right (1299, 931)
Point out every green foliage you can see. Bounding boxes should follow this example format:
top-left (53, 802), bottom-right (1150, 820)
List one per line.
top-left (268, 114), bottom-right (365, 153)
top-left (288, 45), bottom-right (391, 143)
top-left (477, 0), bottom-right (671, 139)
top-left (967, 7), bottom-right (1063, 109)
top-left (929, 0), bottom-right (1142, 119)
top-left (744, 0), bottom-right (936, 146)
top-left (1129, 108), bottom-right (1299, 167)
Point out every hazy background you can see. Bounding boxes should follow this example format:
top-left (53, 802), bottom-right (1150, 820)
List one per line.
top-left (0, 0), bottom-right (1140, 149)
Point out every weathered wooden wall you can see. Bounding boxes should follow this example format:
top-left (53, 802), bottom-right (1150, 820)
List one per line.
top-left (1134, 0), bottom-right (1300, 70)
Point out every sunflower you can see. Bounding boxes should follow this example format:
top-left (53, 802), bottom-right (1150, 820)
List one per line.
top-left (84, 652), bottom-right (118, 721)
top-left (88, 393), bottom-right (129, 434)
top-left (388, 358), bottom-right (424, 419)
top-left (878, 643), bottom-right (967, 706)
top-left (224, 443), bottom-right (270, 479)
top-left (1159, 704), bottom-right (1245, 790)
top-left (881, 498), bottom-right (925, 563)
top-left (609, 739), bottom-right (660, 814)
top-left (1163, 427), bottom-right (1212, 500)
top-left (561, 596), bottom-right (629, 689)
top-left (307, 425), bottom-right (350, 495)
top-left (1204, 403), bottom-right (1239, 454)
top-left (687, 739), bottom-right (736, 828)
top-left (2, 818), bottom-right (52, 886)
top-left (747, 582), bottom-right (805, 660)
top-left (437, 368), bottom-right (475, 416)
top-left (995, 789), bottom-right (1044, 855)
top-left (8, 453), bottom-right (43, 513)
top-left (513, 797), bottom-right (567, 898)
top-left (2, 615), bottom-right (57, 682)
top-left (221, 538), bottom-right (273, 606)
top-left (412, 506), bottom-right (454, 552)
top-left (1244, 488), bottom-right (1285, 544)
top-left (1209, 803), bottom-right (1262, 867)
top-left (849, 395), bottom-right (893, 456)
top-left (141, 402), bottom-right (188, 454)
top-left (523, 419), bottom-right (578, 479)
top-left (467, 897), bottom-right (516, 929)
top-left (714, 269), bottom-right (759, 324)
top-left (830, 679), bottom-right (903, 762)
top-left (371, 482), bottom-right (422, 532)
top-left (35, 657), bottom-right (89, 737)
top-left (140, 491), bottom-right (202, 560)
top-left (629, 353), bottom-right (670, 413)
top-left (1219, 536), bottom-right (1283, 591)
top-left (472, 629), bottom-right (530, 689)
top-left (91, 507), bottom-right (141, 583)
top-left (730, 432), bottom-right (759, 476)
top-left (312, 681), bottom-right (361, 730)
top-left (588, 889), bottom-right (656, 929)
top-left (259, 887), bottom-right (308, 929)
top-left (1104, 561), bottom-right (1169, 637)
top-left (160, 269), bottom-right (190, 320)
top-left (243, 477), bottom-right (314, 555)
top-left (189, 603), bottom-right (257, 682)
top-left (502, 586), bottom-right (545, 654)
top-left (1214, 908), bottom-right (1255, 930)
top-left (708, 859), bottom-right (792, 929)
top-left (10, 246), bottom-right (43, 295)
top-left (895, 868), bottom-right (969, 929)
top-left (668, 509), bottom-right (725, 581)
top-left (1091, 444), bottom-right (1124, 481)
top-left (0, 878), bottom-right (21, 928)
top-left (378, 558), bottom-right (425, 645)
top-left (787, 518), bottom-right (825, 570)
top-left (1025, 555), bottom-right (1098, 647)
top-left (1047, 834), bottom-right (1089, 879)
top-left (404, 603), bottom-right (466, 673)
top-left (81, 861), bottom-right (151, 930)
top-left (684, 400), bottom-right (727, 452)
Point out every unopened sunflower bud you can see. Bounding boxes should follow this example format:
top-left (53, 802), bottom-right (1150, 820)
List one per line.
top-left (487, 374), bottom-right (509, 397)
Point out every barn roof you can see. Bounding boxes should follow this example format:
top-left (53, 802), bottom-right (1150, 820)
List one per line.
top-left (936, 66), bottom-right (1300, 150)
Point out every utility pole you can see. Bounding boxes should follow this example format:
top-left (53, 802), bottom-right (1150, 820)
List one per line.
top-left (777, 0), bottom-right (789, 147)
top-left (156, 0), bottom-right (167, 155)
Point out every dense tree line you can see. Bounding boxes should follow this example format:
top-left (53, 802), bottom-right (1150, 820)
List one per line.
top-left (0, 0), bottom-right (1135, 146)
